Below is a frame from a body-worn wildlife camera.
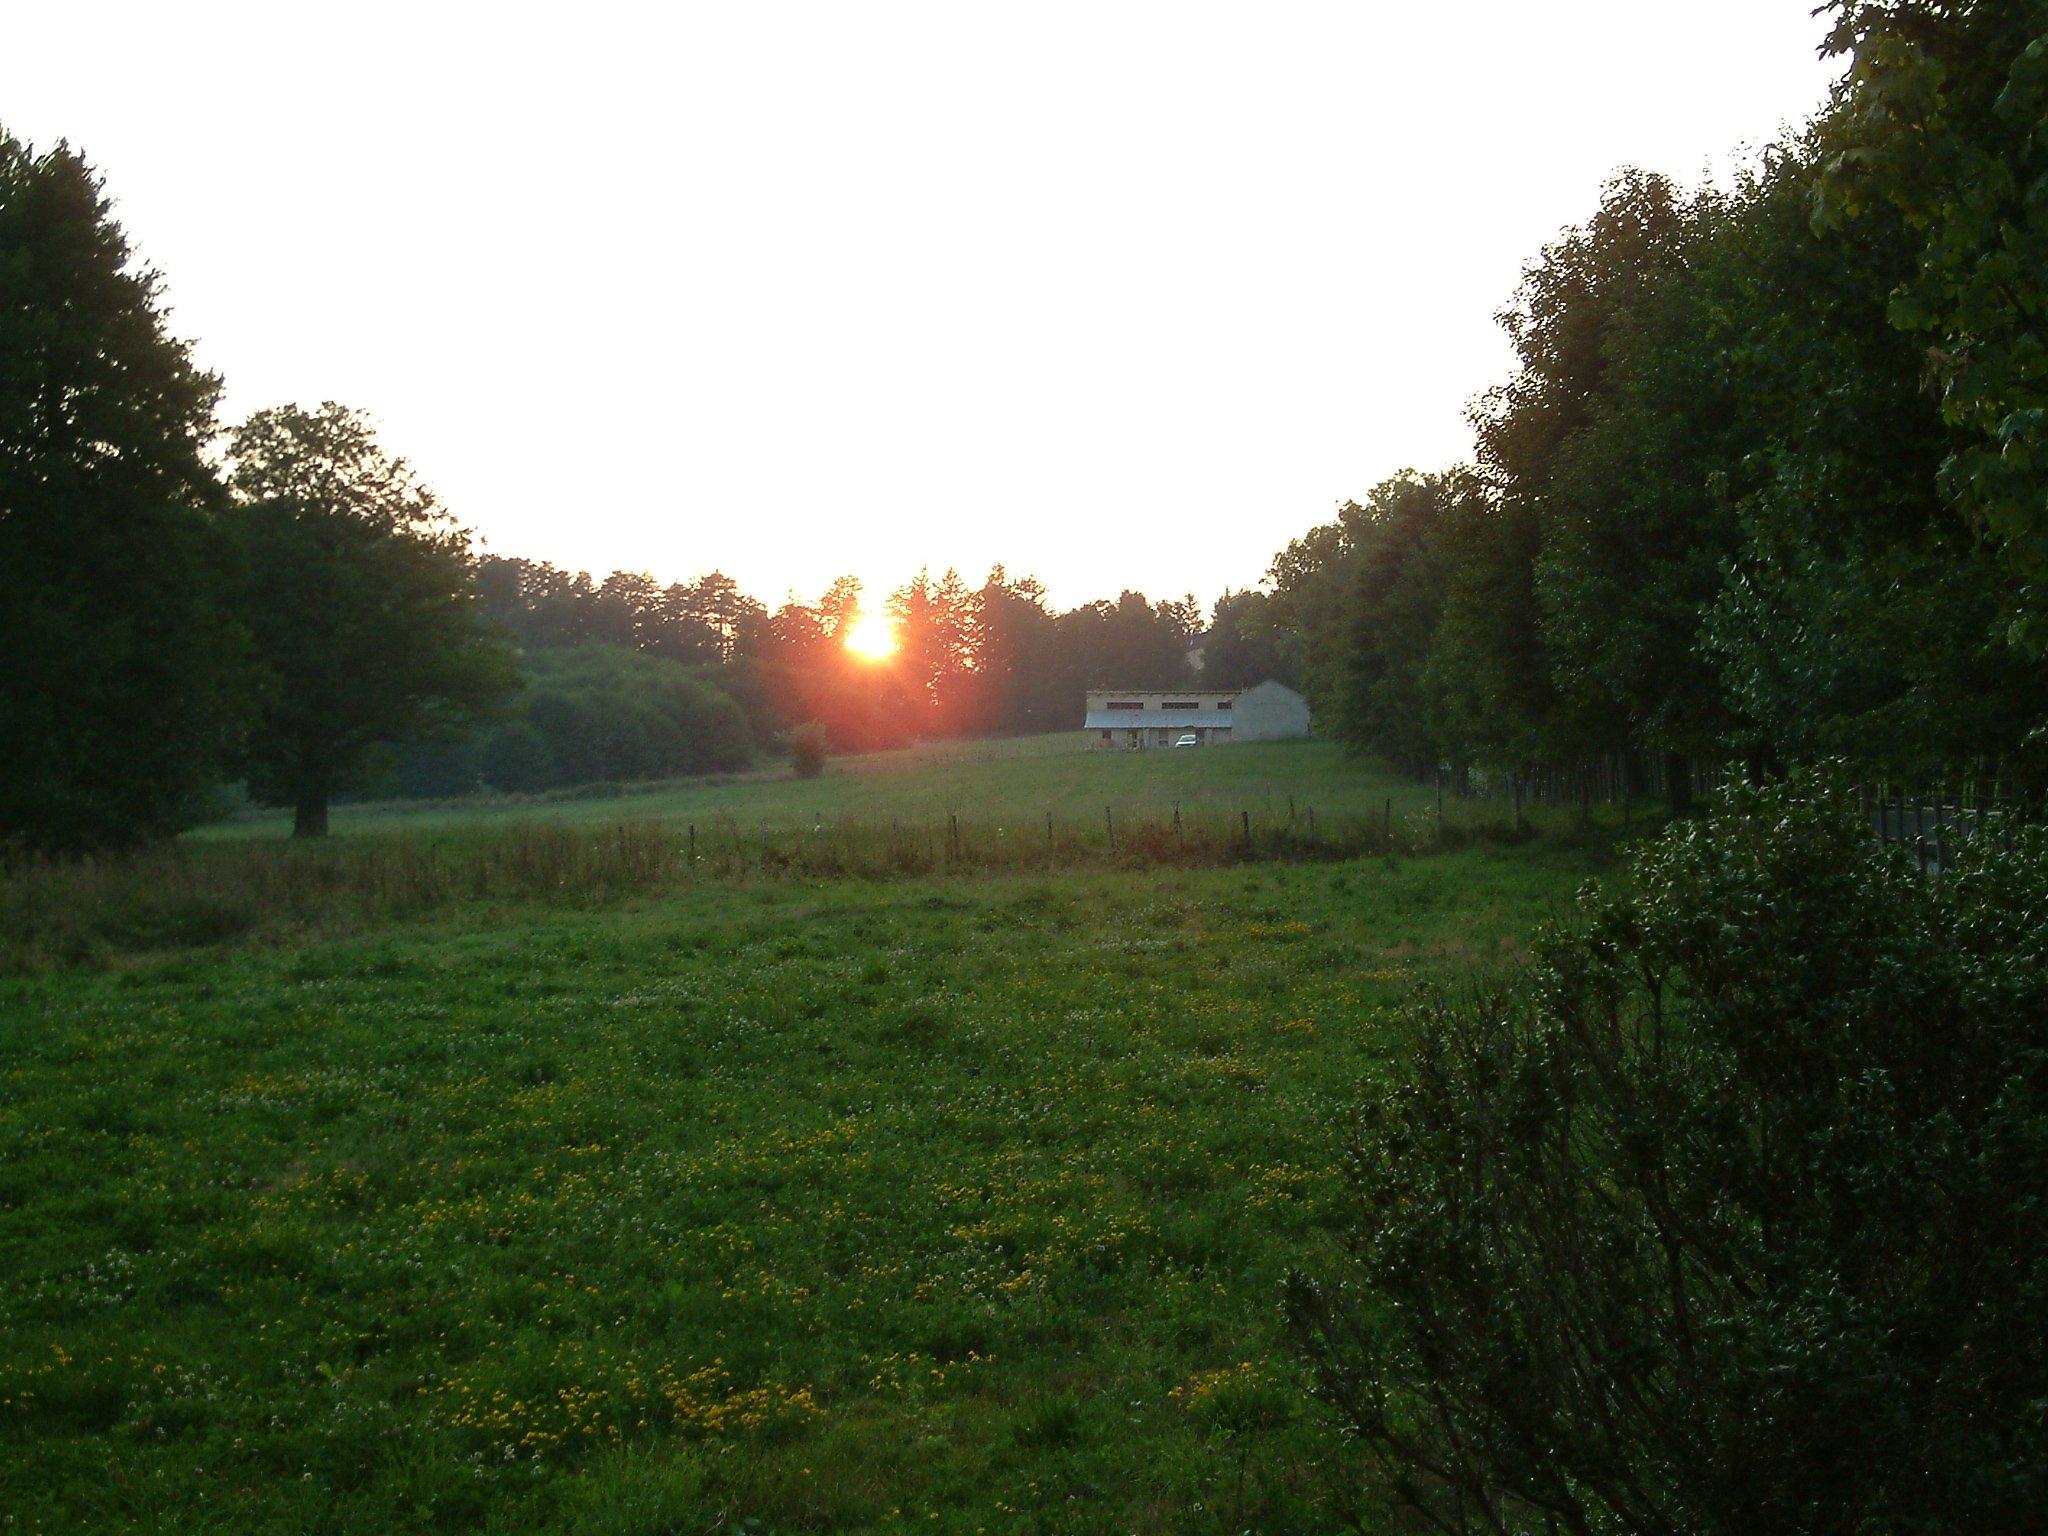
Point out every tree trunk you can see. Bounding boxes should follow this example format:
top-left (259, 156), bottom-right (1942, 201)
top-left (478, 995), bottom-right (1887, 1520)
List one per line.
top-left (1664, 752), bottom-right (1694, 817)
top-left (293, 788), bottom-right (330, 838)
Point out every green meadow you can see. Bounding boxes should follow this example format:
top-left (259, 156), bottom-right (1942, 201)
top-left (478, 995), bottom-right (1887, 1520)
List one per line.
top-left (2, 744), bottom-right (1620, 1533)
top-left (194, 736), bottom-right (1439, 842)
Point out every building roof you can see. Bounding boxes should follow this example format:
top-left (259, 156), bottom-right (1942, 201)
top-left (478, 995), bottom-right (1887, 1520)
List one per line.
top-left (1084, 710), bottom-right (1235, 730)
top-left (1083, 689), bottom-right (1237, 699)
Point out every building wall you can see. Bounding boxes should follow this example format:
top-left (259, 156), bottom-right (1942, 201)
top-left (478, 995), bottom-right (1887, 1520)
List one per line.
top-left (1229, 680), bottom-right (1312, 742)
top-left (1083, 689), bottom-right (1238, 748)
top-left (1082, 690), bottom-right (1237, 716)
top-left (1092, 724), bottom-right (1233, 749)
top-left (1081, 685), bottom-right (1305, 748)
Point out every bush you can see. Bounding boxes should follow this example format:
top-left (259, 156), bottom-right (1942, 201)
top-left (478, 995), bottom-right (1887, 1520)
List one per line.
top-left (386, 646), bottom-right (751, 798)
top-left (789, 722), bottom-right (828, 779)
top-left (1286, 773), bottom-right (2048, 1534)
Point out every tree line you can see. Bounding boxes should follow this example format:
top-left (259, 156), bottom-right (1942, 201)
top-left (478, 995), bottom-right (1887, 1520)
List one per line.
top-left (1283, 7), bottom-right (2048, 1532)
top-left (0, 129), bottom-right (1214, 848)
top-left (387, 564), bottom-right (1212, 800)
top-left (1237, 3), bottom-right (2046, 810)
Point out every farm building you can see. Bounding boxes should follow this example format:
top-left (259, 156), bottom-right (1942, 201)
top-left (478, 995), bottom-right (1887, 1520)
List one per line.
top-left (1082, 680), bottom-right (1311, 749)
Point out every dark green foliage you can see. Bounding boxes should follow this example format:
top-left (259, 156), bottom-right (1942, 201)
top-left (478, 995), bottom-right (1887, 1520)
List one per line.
top-left (1531, 180), bottom-right (1737, 766)
top-left (1336, 473), bottom-right (1462, 772)
top-left (788, 721), bottom-right (828, 778)
top-left (1702, 130), bottom-right (2045, 786)
top-left (1459, 170), bottom-right (1696, 783)
top-left (1822, 1), bottom-right (2048, 641)
top-left (475, 555), bottom-right (756, 661)
top-left (1288, 775), bottom-right (2048, 1533)
top-left (0, 133), bottom-right (246, 853)
top-left (391, 646), bottom-right (754, 797)
top-left (227, 404), bottom-right (515, 835)
top-left (1291, 119), bottom-right (2048, 794)
top-left (1202, 587), bottom-right (1299, 692)
top-left (1420, 481), bottom-right (1555, 772)
top-left (521, 647), bottom-right (750, 786)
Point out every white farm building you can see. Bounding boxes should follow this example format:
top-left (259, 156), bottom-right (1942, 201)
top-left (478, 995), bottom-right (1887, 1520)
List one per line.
top-left (1083, 680), bottom-right (1311, 749)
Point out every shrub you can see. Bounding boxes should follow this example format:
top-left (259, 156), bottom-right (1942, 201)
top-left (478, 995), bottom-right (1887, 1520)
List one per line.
top-left (1286, 773), bottom-right (2048, 1535)
top-left (386, 645), bottom-right (751, 797)
top-left (789, 723), bottom-right (828, 779)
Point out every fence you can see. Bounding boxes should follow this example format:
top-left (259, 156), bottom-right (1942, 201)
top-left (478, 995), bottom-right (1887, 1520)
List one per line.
top-left (1414, 756), bottom-right (2036, 848)
top-left (1863, 788), bottom-right (2027, 875)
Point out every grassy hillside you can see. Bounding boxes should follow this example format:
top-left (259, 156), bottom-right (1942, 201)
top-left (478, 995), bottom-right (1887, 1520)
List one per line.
top-left (8, 744), bottom-right (1618, 975)
top-left (0, 740), bottom-right (1635, 1532)
top-left (0, 848), bottom-right (1602, 1534)
top-left (195, 736), bottom-right (1449, 842)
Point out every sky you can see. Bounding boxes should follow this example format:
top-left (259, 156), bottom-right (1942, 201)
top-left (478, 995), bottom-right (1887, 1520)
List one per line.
top-left (5, 3), bottom-right (1844, 614)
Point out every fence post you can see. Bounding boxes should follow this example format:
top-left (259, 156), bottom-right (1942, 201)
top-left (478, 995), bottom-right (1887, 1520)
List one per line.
top-left (1105, 806), bottom-right (1114, 852)
top-left (1242, 809), bottom-right (1251, 853)
top-left (1045, 809), bottom-right (1053, 844)
top-left (1384, 797), bottom-right (1393, 844)
top-left (687, 823), bottom-right (696, 866)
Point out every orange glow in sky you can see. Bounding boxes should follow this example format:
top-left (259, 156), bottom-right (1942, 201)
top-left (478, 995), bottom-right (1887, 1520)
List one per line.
top-left (842, 612), bottom-right (897, 660)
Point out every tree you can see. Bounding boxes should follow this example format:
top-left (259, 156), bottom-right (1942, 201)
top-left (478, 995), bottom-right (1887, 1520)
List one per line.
top-left (515, 646), bottom-right (749, 786)
top-left (1822, 1), bottom-right (2048, 642)
top-left (228, 403), bottom-right (514, 836)
top-left (0, 133), bottom-right (247, 853)
top-left (1475, 170), bottom-right (1696, 801)
top-left (970, 566), bottom-right (1064, 735)
top-left (1289, 775), bottom-right (2048, 1533)
top-left (1266, 512), bottom-right (1361, 722)
top-left (1703, 126), bottom-right (2044, 789)
top-left (1531, 184), bottom-right (1742, 780)
top-left (889, 567), bottom-right (976, 735)
top-left (1202, 588), bottom-right (1298, 693)
top-left (1332, 471), bottom-right (1464, 773)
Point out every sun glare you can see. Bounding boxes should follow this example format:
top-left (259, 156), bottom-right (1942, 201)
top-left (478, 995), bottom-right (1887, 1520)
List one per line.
top-left (842, 612), bottom-right (898, 660)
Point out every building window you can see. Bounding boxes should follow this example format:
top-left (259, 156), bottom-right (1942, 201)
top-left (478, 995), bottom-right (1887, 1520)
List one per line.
top-left (1106, 700), bottom-right (1144, 711)
top-left (1162, 701), bottom-right (1199, 710)
top-left (1218, 700), bottom-right (1232, 711)
top-left (1099, 730), bottom-right (1111, 743)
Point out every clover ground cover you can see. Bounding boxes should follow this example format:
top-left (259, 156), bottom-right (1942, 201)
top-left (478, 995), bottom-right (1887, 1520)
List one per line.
top-left (1, 846), bottom-right (1597, 1533)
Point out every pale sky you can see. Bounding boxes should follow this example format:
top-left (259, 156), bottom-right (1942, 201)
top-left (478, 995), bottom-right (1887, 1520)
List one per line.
top-left (6, 3), bottom-right (1842, 613)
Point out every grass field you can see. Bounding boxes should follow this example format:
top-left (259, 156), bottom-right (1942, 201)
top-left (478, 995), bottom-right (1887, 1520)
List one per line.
top-left (1, 742), bottom-right (1623, 1533)
top-left (195, 737), bottom-right (1456, 842)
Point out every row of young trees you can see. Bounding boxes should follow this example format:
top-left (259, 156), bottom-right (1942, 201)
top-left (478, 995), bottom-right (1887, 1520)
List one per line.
top-left (1253, 2), bottom-right (2047, 807)
top-left (0, 126), bottom-right (1217, 849)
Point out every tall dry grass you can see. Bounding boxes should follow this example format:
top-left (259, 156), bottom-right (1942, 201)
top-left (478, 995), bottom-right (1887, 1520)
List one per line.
top-left (2, 803), bottom-right (1570, 972)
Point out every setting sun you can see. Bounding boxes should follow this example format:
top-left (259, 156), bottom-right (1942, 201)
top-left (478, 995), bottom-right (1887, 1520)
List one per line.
top-left (842, 611), bottom-right (897, 660)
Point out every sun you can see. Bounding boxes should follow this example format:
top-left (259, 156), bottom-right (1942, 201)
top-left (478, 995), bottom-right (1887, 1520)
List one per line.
top-left (842, 611), bottom-right (898, 660)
